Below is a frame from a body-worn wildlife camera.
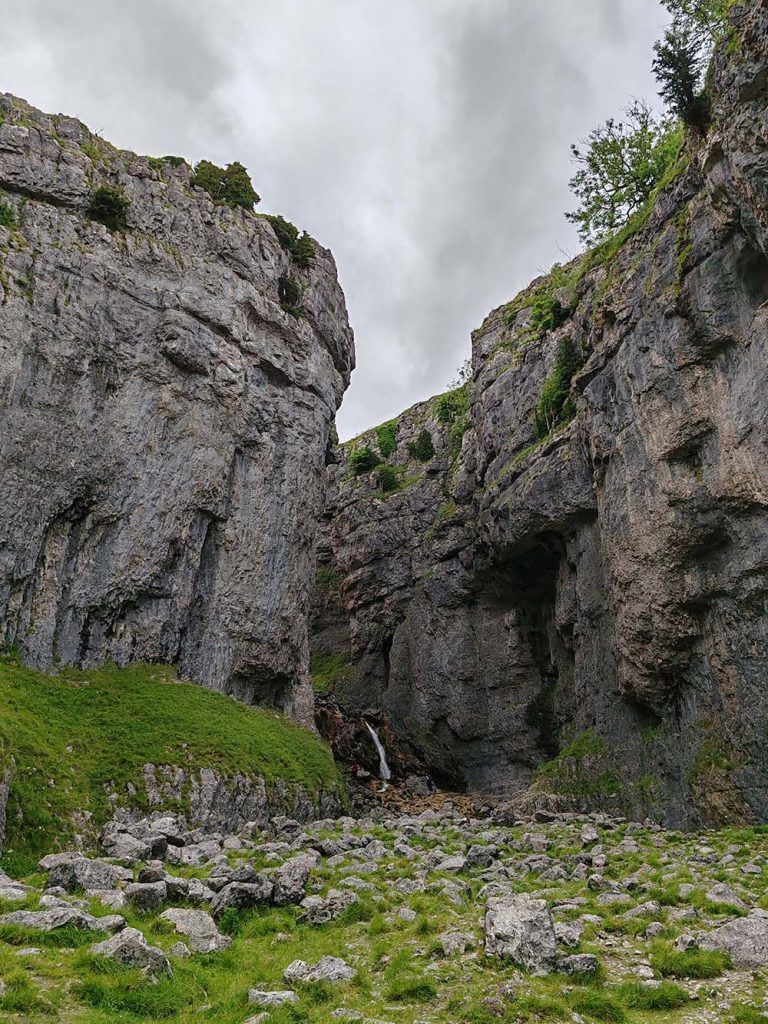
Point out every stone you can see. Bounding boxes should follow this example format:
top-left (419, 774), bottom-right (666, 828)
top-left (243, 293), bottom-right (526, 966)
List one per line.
top-left (0, 907), bottom-right (118, 933)
top-left (700, 911), bottom-right (768, 968)
top-left (300, 889), bottom-right (358, 924)
top-left (557, 954), bottom-right (600, 976)
top-left (283, 956), bottom-right (357, 984)
top-left (272, 855), bottom-right (314, 905)
top-left (554, 921), bottom-right (583, 948)
top-left (160, 909), bottom-right (231, 953)
top-left (248, 990), bottom-right (298, 1007)
top-left (91, 927), bottom-right (171, 976)
top-left (484, 894), bottom-right (557, 973)
top-left (126, 881), bottom-right (167, 911)
top-left (439, 931), bottom-right (475, 956)
top-left (211, 879), bottom-right (274, 919)
top-left (46, 856), bottom-right (131, 893)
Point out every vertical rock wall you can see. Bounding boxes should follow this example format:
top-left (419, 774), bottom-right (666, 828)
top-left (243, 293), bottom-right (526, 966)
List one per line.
top-left (0, 95), bottom-right (354, 723)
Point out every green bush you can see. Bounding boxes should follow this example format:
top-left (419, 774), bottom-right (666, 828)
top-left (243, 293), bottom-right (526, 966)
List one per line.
top-left (0, 199), bottom-right (15, 228)
top-left (349, 446), bottom-right (381, 476)
top-left (376, 421), bottom-right (398, 458)
top-left (265, 215), bottom-right (316, 267)
top-left (407, 428), bottom-right (436, 462)
top-left (148, 155), bottom-right (186, 171)
top-left (88, 186), bottom-right (130, 231)
top-left (534, 336), bottom-right (584, 439)
top-left (278, 274), bottom-right (302, 316)
top-left (530, 292), bottom-right (571, 336)
top-left (193, 160), bottom-right (260, 210)
top-left (293, 230), bottom-right (316, 267)
top-left (377, 464), bottom-right (399, 493)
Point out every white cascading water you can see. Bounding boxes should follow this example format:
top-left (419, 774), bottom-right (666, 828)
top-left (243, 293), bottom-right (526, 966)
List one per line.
top-left (364, 720), bottom-right (392, 781)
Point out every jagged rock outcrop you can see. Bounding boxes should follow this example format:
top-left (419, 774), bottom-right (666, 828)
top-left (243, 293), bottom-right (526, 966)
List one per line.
top-left (0, 95), bottom-right (354, 722)
top-left (310, 3), bottom-right (768, 826)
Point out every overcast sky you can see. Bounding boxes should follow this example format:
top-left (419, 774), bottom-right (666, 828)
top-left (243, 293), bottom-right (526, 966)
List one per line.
top-left (5, 1), bottom-right (669, 438)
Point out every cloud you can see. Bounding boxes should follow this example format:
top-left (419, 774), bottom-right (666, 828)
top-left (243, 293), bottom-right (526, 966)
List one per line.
top-left (4, 0), bottom-right (669, 437)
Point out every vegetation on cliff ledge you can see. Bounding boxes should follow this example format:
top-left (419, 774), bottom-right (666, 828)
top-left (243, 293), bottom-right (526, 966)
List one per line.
top-left (0, 656), bottom-right (340, 875)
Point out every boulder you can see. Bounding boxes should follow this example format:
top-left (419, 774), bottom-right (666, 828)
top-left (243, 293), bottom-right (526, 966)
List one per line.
top-left (272, 856), bottom-right (314, 905)
top-left (211, 879), bottom-right (274, 919)
top-left (46, 856), bottom-right (131, 893)
top-left (1, 907), bottom-right (119, 933)
top-left (126, 881), bottom-right (167, 911)
top-left (299, 890), bottom-right (358, 925)
top-left (160, 909), bottom-right (231, 953)
top-left (700, 910), bottom-right (768, 968)
top-left (284, 956), bottom-right (357, 983)
top-left (484, 895), bottom-right (557, 973)
top-left (557, 954), bottom-right (600, 976)
top-left (91, 927), bottom-right (171, 976)
top-left (248, 989), bottom-right (298, 1007)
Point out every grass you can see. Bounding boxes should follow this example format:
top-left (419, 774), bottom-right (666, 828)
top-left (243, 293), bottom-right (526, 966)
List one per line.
top-left (308, 652), bottom-right (353, 694)
top-left (650, 941), bottom-right (730, 979)
top-left (615, 979), bottom-right (690, 1010)
top-left (0, 655), bottom-right (342, 874)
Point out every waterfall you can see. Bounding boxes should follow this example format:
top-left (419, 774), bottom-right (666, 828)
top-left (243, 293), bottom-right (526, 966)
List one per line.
top-left (364, 721), bottom-right (392, 781)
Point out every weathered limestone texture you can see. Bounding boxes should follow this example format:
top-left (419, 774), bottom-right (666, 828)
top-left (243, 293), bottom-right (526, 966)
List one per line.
top-left (311, 5), bottom-right (768, 826)
top-left (0, 95), bottom-right (354, 723)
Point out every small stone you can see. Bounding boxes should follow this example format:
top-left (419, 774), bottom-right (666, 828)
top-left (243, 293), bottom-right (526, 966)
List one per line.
top-left (558, 953), bottom-right (600, 976)
top-left (248, 990), bottom-right (297, 1007)
top-left (284, 956), bottom-right (357, 983)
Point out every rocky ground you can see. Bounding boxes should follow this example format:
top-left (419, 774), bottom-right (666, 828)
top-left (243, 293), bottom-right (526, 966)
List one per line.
top-left (0, 794), bottom-right (767, 1023)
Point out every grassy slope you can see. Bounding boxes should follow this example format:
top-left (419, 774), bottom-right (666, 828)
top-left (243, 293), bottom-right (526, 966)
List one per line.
top-left (0, 656), bottom-right (341, 874)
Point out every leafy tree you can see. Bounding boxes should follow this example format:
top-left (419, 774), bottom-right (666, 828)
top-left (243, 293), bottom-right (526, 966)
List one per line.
top-left (534, 337), bottom-right (584, 439)
top-left (349, 446), bottom-right (381, 476)
top-left (407, 428), bottom-right (436, 463)
top-left (566, 101), bottom-right (683, 244)
top-left (660, 0), bottom-right (734, 42)
top-left (193, 160), bottom-right (260, 210)
top-left (88, 186), bottom-right (130, 231)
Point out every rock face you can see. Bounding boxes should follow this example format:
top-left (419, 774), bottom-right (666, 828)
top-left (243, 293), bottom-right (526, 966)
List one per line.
top-left (311, 4), bottom-right (768, 826)
top-left (0, 95), bottom-right (354, 723)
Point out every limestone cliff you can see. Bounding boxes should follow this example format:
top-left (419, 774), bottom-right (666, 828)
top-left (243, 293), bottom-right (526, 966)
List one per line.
top-left (0, 95), bottom-right (354, 724)
top-left (310, 2), bottom-right (768, 827)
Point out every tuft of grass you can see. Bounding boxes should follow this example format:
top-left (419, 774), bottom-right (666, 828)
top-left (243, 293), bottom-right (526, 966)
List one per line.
top-left (569, 990), bottom-right (627, 1023)
top-left (385, 975), bottom-right (438, 1003)
top-left (0, 656), bottom-right (341, 874)
top-left (650, 941), bottom-right (730, 979)
top-left (615, 979), bottom-right (690, 1010)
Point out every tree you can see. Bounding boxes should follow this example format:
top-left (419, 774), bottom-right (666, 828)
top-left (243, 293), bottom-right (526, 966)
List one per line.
top-left (660, 0), bottom-right (733, 43)
top-left (193, 160), bottom-right (260, 210)
top-left (566, 101), bottom-right (683, 244)
top-left (653, 26), bottom-right (710, 132)
top-left (534, 337), bottom-right (583, 439)
top-left (293, 231), bottom-right (316, 268)
top-left (349, 447), bottom-right (381, 476)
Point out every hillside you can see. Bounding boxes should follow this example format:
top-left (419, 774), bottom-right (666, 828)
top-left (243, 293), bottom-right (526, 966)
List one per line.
top-left (0, 656), bottom-right (344, 876)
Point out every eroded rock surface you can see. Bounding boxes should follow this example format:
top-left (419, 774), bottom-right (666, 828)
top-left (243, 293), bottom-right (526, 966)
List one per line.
top-left (0, 94), bottom-right (354, 723)
top-left (310, 3), bottom-right (768, 826)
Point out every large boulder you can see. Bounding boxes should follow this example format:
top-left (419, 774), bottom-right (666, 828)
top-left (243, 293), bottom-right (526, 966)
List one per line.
top-left (210, 879), bottom-right (274, 920)
top-left (45, 855), bottom-right (131, 893)
top-left (160, 909), bottom-right (231, 953)
top-left (0, 906), bottom-right (120, 933)
top-left (90, 927), bottom-right (171, 976)
top-left (700, 910), bottom-right (768, 968)
top-left (272, 855), bottom-right (315, 906)
top-left (484, 894), bottom-right (557, 974)
top-left (283, 956), bottom-right (357, 984)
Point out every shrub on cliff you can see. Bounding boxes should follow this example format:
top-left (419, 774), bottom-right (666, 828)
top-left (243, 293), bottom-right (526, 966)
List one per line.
top-left (534, 336), bottom-right (584, 438)
top-left (407, 428), bottom-right (436, 462)
top-left (377, 463), bottom-right (400, 493)
top-left (193, 160), bottom-right (260, 210)
top-left (349, 446), bottom-right (381, 476)
top-left (278, 274), bottom-right (302, 316)
top-left (0, 198), bottom-right (15, 228)
top-left (88, 186), bottom-right (130, 232)
top-left (376, 421), bottom-right (398, 458)
top-left (265, 215), bottom-right (316, 267)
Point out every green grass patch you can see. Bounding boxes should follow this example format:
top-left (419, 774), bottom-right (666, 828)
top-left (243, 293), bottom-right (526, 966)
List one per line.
top-left (615, 979), bottom-right (690, 1010)
top-left (650, 942), bottom-right (730, 979)
top-left (0, 655), bottom-right (341, 873)
top-left (308, 652), bottom-right (353, 694)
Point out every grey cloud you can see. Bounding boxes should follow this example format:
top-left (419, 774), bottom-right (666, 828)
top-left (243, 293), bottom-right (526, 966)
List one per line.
top-left (4, 0), bottom-right (668, 437)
